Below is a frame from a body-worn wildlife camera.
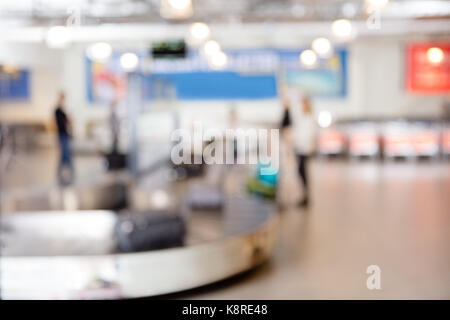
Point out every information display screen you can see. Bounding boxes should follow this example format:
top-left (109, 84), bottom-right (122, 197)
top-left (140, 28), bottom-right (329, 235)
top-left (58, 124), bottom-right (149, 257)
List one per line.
top-left (151, 40), bottom-right (187, 59)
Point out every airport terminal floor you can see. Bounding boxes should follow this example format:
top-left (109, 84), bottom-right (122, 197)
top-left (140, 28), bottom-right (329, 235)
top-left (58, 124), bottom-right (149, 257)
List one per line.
top-left (1, 0), bottom-right (450, 303)
top-left (2, 148), bottom-right (449, 299)
top-left (187, 160), bottom-right (450, 299)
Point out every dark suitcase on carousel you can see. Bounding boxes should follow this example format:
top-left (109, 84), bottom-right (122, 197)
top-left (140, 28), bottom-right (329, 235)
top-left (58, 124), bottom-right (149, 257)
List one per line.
top-left (114, 211), bottom-right (186, 252)
top-left (105, 152), bottom-right (127, 171)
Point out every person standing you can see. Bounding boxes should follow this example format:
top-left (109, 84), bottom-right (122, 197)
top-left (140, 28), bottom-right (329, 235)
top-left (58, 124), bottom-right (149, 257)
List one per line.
top-left (54, 91), bottom-right (74, 185)
top-left (280, 95), bottom-right (292, 133)
top-left (291, 94), bottom-right (317, 207)
top-left (110, 98), bottom-right (120, 153)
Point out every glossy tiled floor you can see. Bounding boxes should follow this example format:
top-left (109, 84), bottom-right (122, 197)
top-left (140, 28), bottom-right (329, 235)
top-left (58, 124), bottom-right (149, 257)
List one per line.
top-left (1, 148), bottom-right (449, 299)
top-left (181, 158), bottom-right (450, 299)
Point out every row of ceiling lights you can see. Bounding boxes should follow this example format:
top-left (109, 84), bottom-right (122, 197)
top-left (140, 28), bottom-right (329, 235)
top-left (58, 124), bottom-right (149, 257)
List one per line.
top-left (48, 17), bottom-right (355, 71)
top-left (83, 21), bottom-right (446, 72)
top-left (84, 21), bottom-right (228, 71)
top-left (190, 22), bottom-right (227, 69)
top-left (48, 0), bottom-right (445, 72)
top-left (299, 0), bottom-right (390, 68)
top-left (299, 19), bottom-right (352, 68)
top-left (43, 0), bottom-right (388, 52)
top-left (161, 0), bottom-right (392, 20)
top-left (5, 0), bottom-right (449, 22)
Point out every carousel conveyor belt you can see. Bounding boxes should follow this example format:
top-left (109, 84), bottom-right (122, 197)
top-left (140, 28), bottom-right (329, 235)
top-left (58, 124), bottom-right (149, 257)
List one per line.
top-left (0, 180), bottom-right (278, 299)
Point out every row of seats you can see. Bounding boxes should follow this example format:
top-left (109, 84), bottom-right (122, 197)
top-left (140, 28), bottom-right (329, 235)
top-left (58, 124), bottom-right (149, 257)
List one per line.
top-left (318, 120), bottom-right (450, 158)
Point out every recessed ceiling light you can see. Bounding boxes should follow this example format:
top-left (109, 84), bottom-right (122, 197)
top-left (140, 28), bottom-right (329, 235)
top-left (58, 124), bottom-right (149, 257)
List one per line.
top-left (190, 22), bottom-right (210, 42)
top-left (120, 52), bottom-right (139, 71)
top-left (366, 0), bottom-right (389, 8)
top-left (45, 26), bottom-right (70, 49)
top-left (202, 40), bottom-right (221, 56)
top-left (86, 42), bottom-right (112, 62)
top-left (209, 51), bottom-right (228, 69)
top-left (300, 49), bottom-right (318, 67)
top-left (167, 0), bottom-right (191, 10)
top-left (318, 111), bottom-right (333, 128)
top-left (312, 38), bottom-right (332, 57)
top-left (331, 19), bottom-right (353, 39)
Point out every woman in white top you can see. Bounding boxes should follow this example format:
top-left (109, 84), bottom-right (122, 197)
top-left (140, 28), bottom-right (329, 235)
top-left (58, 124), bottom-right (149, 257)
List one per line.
top-left (291, 94), bottom-right (317, 207)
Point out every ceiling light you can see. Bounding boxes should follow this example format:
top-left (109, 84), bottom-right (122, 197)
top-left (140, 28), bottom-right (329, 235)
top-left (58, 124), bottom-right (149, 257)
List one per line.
top-left (120, 52), bottom-right (139, 72)
top-left (45, 26), bottom-right (70, 49)
top-left (426, 47), bottom-right (444, 64)
top-left (86, 42), bottom-right (112, 62)
top-left (209, 51), bottom-right (228, 69)
top-left (331, 19), bottom-right (353, 39)
top-left (318, 111), bottom-right (333, 128)
top-left (160, 0), bottom-right (193, 20)
top-left (366, 0), bottom-right (389, 8)
top-left (167, 0), bottom-right (191, 10)
top-left (312, 38), bottom-right (332, 57)
top-left (300, 49), bottom-right (318, 67)
top-left (202, 40), bottom-right (221, 56)
top-left (190, 22), bottom-right (210, 41)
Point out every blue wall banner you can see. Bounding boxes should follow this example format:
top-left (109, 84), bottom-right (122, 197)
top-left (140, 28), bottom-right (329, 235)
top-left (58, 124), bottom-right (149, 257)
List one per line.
top-left (283, 49), bottom-right (347, 98)
top-left (86, 48), bottom-right (347, 102)
top-left (0, 70), bottom-right (30, 102)
top-left (144, 72), bottom-right (277, 100)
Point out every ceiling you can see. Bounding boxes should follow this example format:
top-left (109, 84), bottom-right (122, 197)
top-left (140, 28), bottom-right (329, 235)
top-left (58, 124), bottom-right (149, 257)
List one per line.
top-left (0, 0), bottom-right (449, 27)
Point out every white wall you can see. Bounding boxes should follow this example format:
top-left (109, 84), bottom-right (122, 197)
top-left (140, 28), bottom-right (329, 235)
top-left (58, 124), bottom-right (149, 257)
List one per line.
top-left (349, 37), bottom-right (447, 119)
top-left (0, 43), bottom-right (62, 127)
top-left (0, 36), bottom-right (448, 140)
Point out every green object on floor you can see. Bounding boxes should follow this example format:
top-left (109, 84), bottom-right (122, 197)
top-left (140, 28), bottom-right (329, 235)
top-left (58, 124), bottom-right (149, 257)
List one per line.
top-left (247, 177), bottom-right (276, 199)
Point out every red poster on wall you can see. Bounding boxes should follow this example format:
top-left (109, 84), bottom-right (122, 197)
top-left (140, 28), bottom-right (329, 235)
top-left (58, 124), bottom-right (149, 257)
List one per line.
top-left (406, 43), bottom-right (450, 94)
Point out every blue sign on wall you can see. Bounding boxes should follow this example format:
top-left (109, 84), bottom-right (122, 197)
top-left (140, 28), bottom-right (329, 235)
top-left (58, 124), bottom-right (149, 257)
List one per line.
top-left (86, 48), bottom-right (347, 102)
top-left (283, 49), bottom-right (347, 98)
top-left (0, 70), bottom-right (30, 101)
top-left (144, 72), bottom-right (277, 100)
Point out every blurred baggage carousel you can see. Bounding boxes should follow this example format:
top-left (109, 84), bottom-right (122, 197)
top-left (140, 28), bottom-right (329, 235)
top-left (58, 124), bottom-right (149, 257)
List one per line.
top-left (0, 164), bottom-right (278, 299)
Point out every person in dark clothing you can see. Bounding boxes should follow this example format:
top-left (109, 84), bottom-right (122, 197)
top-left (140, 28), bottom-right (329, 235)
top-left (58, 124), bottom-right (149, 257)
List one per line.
top-left (280, 99), bottom-right (291, 132)
top-left (110, 99), bottom-right (120, 153)
top-left (54, 92), bottom-right (74, 185)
